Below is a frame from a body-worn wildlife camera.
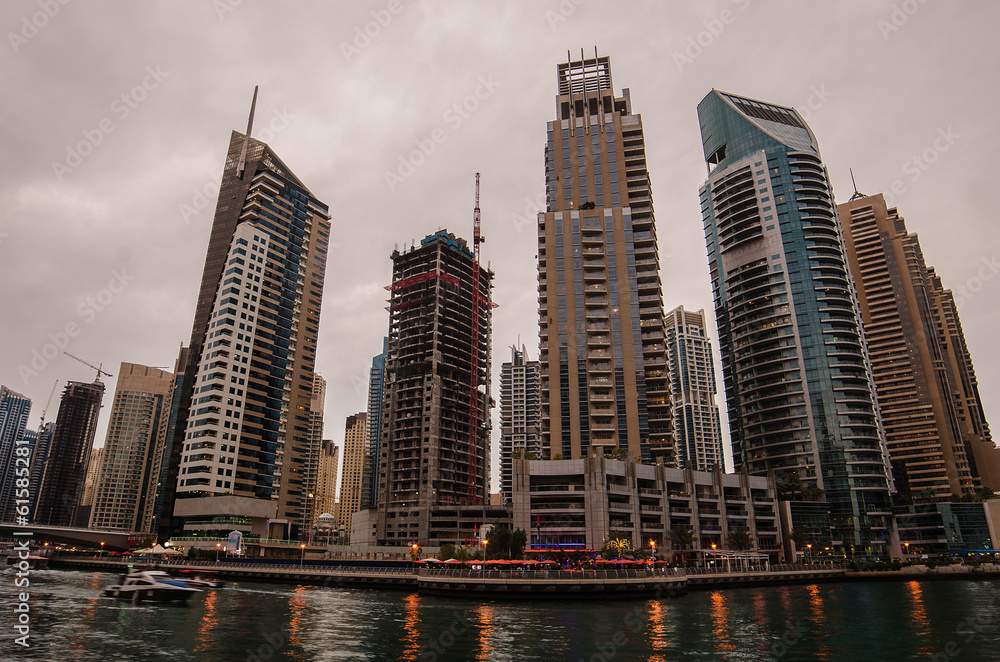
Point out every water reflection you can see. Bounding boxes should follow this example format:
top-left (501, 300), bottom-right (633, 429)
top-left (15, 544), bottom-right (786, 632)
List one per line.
top-left (284, 586), bottom-right (308, 660)
top-left (709, 590), bottom-right (737, 652)
top-left (475, 603), bottom-right (495, 660)
top-left (400, 592), bottom-right (422, 661)
top-left (907, 580), bottom-right (933, 654)
top-left (193, 589), bottom-right (218, 652)
top-left (805, 583), bottom-right (831, 660)
top-left (647, 598), bottom-right (668, 652)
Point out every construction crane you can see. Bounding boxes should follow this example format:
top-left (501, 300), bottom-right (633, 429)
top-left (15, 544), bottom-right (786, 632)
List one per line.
top-left (63, 352), bottom-right (113, 381)
top-left (38, 380), bottom-right (58, 428)
top-left (467, 173), bottom-right (485, 505)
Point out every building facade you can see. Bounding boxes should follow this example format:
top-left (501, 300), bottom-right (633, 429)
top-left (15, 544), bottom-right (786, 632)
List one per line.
top-left (170, 92), bottom-right (331, 540)
top-left (500, 344), bottom-right (542, 503)
top-left (697, 90), bottom-right (894, 555)
top-left (338, 412), bottom-right (367, 530)
top-left (27, 422), bottom-right (53, 521)
top-left (302, 374), bottom-right (326, 527)
top-left (361, 337), bottom-right (388, 509)
top-left (375, 229), bottom-right (494, 546)
top-left (0, 385), bottom-right (32, 522)
top-left (35, 380), bottom-right (106, 527)
top-left (89, 363), bottom-right (175, 533)
top-left (838, 193), bottom-right (1000, 497)
top-left (511, 456), bottom-right (782, 560)
top-left (664, 306), bottom-right (724, 471)
top-left (313, 440), bottom-right (339, 525)
top-left (538, 54), bottom-right (673, 463)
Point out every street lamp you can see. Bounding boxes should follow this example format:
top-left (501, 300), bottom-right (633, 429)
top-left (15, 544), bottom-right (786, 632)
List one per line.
top-left (483, 538), bottom-right (489, 563)
top-left (215, 543), bottom-right (221, 563)
top-left (99, 541), bottom-right (105, 558)
top-left (410, 543), bottom-right (419, 562)
top-left (806, 544), bottom-right (812, 564)
top-left (300, 543), bottom-right (306, 569)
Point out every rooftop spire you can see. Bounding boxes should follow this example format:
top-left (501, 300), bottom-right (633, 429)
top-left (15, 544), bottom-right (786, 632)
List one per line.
top-left (848, 167), bottom-right (867, 201)
top-left (236, 85), bottom-right (259, 180)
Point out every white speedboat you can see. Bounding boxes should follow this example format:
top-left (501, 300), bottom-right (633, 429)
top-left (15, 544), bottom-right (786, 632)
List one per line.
top-left (103, 569), bottom-right (201, 601)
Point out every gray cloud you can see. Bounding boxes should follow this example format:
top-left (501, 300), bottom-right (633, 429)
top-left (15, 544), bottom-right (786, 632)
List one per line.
top-left (2, 0), bottom-right (998, 489)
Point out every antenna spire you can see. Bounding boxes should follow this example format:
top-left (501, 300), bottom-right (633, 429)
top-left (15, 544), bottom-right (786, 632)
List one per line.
top-left (848, 168), bottom-right (866, 201)
top-left (236, 85), bottom-right (259, 180)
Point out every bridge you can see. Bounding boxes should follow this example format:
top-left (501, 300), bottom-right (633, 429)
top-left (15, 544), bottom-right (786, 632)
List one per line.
top-left (0, 521), bottom-right (134, 551)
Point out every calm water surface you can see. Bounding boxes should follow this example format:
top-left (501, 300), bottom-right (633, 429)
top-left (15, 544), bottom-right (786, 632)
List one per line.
top-left (4, 569), bottom-right (1000, 661)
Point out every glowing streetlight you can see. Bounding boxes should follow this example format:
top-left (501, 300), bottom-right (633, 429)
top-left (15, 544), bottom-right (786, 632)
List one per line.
top-left (215, 542), bottom-right (221, 563)
top-left (99, 541), bottom-right (105, 558)
top-left (300, 543), bottom-right (306, 569)
top-left (806, 543), bottom-right (812, 563)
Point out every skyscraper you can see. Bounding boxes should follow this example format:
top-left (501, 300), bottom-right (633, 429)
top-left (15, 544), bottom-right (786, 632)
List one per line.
top-left (538, 53), bottom-right (672, 463)
top-left (79, 446), bottom-right (104, 514)
top-left (35, 380), bottom-right (105, 527)
top-left (89, 363), bottom-right (175, 533)
top-left (168, 89), bottom-right (331, 540)
top-left (500, 344), bottom-right (541, 503)
top-left (838, 193), bottom-right (1000, 496)
top-left (313, 440), bottom-right (339, 523)
top-left (664, 306), bottom-right (724, 471)
top-left (376, 229), bottom-right (495, 545)
top-left (697, 90), bottom-right (893, 554)
top-left (27, 422), bottom-right (53, 522)
top-left (302, 374), bottom-right (326, 527)
top-left (0, 386), bottom-right (32, 523)
top-left (361, 337), bottom-right (388, 509)
top-left (337, 412), bottom-right (366, 530)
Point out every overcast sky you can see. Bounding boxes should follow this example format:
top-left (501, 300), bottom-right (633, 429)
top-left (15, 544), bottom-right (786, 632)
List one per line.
top-left (2, 0), bottom-right (998, 493)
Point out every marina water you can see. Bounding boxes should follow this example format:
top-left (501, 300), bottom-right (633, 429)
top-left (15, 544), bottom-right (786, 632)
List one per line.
top-left (5, 569), bottom-right (1000, 660)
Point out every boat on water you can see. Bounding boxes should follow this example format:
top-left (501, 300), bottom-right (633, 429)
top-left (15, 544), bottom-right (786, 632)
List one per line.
top-left (178, 569), bottom-right (225, 589)
top-left (103, 569), bottom-right (201, 601)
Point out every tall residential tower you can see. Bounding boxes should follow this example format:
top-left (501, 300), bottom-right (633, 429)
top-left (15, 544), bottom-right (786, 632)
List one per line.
top-left (538, 53), bottom-right (673, 463)
top-left (664, 306), bottom-right (724, 471)
top-left (697, 90), bottom-right (893, 554)
top-left (500, 344), bottom-right (542, 503)
top-left (170, 89), bottom-right (332, 540)
top-left (838, 193), bottom-right (1000, 496)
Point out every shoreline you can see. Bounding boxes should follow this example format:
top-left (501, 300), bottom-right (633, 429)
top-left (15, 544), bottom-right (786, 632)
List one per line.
top-left (38, 556), bottom-right (1000, 599)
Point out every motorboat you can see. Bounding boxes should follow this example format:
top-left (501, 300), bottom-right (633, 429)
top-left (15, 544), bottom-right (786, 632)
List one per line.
top-left (178, 569), bottom-right (225, 589)
top-left (103, 568), bottom-right (201, 601)
top-left (6, 554), bottom-right (49, 570)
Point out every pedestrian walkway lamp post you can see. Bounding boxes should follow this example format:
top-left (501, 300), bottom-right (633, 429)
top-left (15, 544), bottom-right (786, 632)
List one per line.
top-left (806, 544), bottom-right (812, 564)
top-left (215, 543), bottom-right (221, 563)
top-left (300, 543), bottom-right (306, 569)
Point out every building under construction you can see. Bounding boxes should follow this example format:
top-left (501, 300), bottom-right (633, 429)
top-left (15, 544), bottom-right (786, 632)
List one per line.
top-left (375, 229), bottom-right (497, 546)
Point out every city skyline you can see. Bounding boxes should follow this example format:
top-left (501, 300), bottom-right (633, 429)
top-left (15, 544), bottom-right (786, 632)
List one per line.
top-left (2, 2), bottom-right (998, 496)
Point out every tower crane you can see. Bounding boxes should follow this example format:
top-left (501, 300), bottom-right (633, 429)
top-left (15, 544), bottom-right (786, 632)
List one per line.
top-left (467, 173), bottom-right (485, 504)
top-left (38, 380), bottom-right (58, 428)
top-left (63, 352), bottom-right (113, 381)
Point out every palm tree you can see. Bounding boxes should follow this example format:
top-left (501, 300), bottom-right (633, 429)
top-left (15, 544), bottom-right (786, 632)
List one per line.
top-left (728, 527), bottom-right (753, 551)
top-left (668, 526), bottom-right (695, 567)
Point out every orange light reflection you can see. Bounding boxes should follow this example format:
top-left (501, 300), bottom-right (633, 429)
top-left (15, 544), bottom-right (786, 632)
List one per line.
top-left (400, 592), bottom-right (422, 662)
top-left (907, 580), bottom-right (933, 654)
top-left (475, 603), bottom-right (494, 661)
top-left (193, 588), bottom-right (218, 652)
top-left (647, 599), bottom-right (667, 651)
top-left (283, 586), bottom-right (308, 661)
top-left (710, 591), bottom-right (737, 652)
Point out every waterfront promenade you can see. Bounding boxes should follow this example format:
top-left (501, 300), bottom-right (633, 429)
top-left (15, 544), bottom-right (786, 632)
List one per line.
top-left (44, 554), bottom-right (990, 598)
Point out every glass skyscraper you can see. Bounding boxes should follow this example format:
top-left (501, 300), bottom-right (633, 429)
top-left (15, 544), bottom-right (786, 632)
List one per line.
top-left (697, 90), bottom-right (893, 554)
top-left (538, 53), bottom-right (672, 463)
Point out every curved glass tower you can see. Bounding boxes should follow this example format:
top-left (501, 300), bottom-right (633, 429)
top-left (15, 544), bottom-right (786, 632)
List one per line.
top-left (697, 90), bottom-right (893, 555)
